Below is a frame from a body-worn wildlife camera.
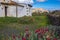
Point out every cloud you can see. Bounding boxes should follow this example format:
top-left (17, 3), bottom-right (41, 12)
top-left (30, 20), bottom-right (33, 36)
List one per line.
top-left (19, 0), bottom-right (33, 4)
top-left (37, 0), bottom-right (47, 2)
top-left (12, 0), bottom-right (34, 4)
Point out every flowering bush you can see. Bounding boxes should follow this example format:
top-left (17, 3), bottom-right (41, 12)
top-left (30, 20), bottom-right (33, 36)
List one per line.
top-left (0, 26), bottom-right (60, 40)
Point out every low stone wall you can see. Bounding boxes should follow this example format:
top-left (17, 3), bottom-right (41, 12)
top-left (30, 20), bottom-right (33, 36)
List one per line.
top-left (47, 14), bottom-right (60, 26)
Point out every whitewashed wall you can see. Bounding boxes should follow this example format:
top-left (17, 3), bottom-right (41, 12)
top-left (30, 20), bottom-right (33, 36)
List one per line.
top-left (17, 6), bottom-right (24, 17)
top-left (7, 5), bottom-right (16, 17)
top-left (0, 0), bottom-right (11, 3)
top-left (0, 0), bottom-right (3, 2)
top-left (5, 0), bottom-right (11, 3)
top-left (0, 5), bottom-right (5, 17)
top-left (25, 5), bottom-right (32, 16)
top-left (29, 7), bottom-right (32, 16)
top-left (17, 4), bottom-right (29, 17)
top-left (0, 3), bottom-right (32, 17)
top-left (17, 3), bottom-right (32, 17)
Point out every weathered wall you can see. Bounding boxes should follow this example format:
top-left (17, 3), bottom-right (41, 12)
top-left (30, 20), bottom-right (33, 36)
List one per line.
top-left (0, 0), bottom-right (11, 3)
top-left (17, 4), bottom-right (32, 17)
top-left (5, 0), bottom-right (11, 3)
top-left (0, 0), bottom-right (4, 2)
top-left (28, 7), bottom-right (32, 16)
top-left (25, 5), bottom-right (32, 16)
top-left (0, 3), bottom-right (32, 17)
top-left (0, 5), bottom-right (5, 17)
top-left (47, 14), bottom-right (60, 26)
top-left (17, 6), bottom-right (25, 17)
top-left (7, 5), bottom-right (16, 17)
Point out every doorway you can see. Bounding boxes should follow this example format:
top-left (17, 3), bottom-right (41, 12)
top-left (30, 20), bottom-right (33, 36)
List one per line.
top-left (5, 6), bottom-right (8, 17)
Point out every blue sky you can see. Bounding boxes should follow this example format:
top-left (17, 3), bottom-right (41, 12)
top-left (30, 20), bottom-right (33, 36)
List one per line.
top-left (15, 0), bottom-right (60, 10)
top-left (32, 0), bottom-right (60, 10)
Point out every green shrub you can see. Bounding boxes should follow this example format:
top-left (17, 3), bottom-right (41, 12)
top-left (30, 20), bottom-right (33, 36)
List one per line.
top-left (32, 12), bottom-right (48, 16)
top-left (0, 15), bottom-right (50, 28)
top-left (0, 17), bottom-right (18, 23)
top-left (32, 12), bottom-right (41, 16)
top-left (18, 16), bottom-right (35, 24)
top-left (32, 15), bottom-right (50, 27)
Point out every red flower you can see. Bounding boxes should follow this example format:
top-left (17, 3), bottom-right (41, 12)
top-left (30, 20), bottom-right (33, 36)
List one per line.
top-left (22, 37), bottom-right (26, 40)
top-left (40, 28), bottom-right (45, 34)
top-left (35, 29), bottom-right (40, 33)
top-left (25, 27), bottom-right (29, 31)
top-left (26, 34), bottom-right (30, 37)
top-left (53, 38), bottom-right (58, 40)
top-left (35, 28), bottom-right (48, 35)
top-left (18, 35), bottom-right (20, 38)
top-left (45, 28), bottom-right (48, 32)
top-left (12, 34), bottom-right (16, 40)
top-left (46, 38), bottom-right (51, 40)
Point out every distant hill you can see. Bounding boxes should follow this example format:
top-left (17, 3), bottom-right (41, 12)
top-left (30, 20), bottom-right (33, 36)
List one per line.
top-left (32, 8), bottom-right (49, 13)
top-left (51, 10), bottom-right (60, 15)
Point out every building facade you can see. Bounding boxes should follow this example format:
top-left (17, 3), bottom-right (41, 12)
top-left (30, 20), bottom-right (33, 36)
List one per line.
top-left (0, 0), bottom-right (32, 17)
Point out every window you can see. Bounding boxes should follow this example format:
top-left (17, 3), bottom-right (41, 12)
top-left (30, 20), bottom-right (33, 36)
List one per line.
top-left (26, 8), bottom-right (28, 9)
top-left (27, 13), bottom-right (29, 15)
top-left (8, 1), bottom-right (9, 2)
top-left (2, 8), bottom-right (3, 9)
top-left (27, 10), bottom-right (29, 12)
top-left (4, 0), bottom-right (5, 1)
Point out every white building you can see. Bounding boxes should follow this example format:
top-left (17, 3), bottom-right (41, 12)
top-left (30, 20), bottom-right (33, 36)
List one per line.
top-left (0, 0), bottom-right (32, 17)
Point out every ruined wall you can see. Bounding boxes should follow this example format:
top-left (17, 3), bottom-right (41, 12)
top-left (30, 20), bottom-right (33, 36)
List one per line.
top-left (7, 5), bottom-right (16, 17)
top-left (0, 0), bottom-right (11, 3)
top-left (47, 14), bottom-right (60, 26)
top-left (0, 5), bottom-right (5, 17)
